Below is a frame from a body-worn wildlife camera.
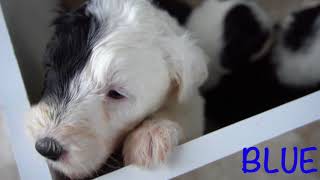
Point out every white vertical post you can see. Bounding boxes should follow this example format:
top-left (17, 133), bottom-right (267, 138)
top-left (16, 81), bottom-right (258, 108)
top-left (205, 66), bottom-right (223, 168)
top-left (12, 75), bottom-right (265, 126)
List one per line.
top-left (0, 4), bottom-right (51, 180)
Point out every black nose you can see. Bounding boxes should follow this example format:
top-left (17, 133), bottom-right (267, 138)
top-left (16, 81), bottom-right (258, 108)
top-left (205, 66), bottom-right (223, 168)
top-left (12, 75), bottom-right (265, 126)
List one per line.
top-left (35, 137), bottom-right (63, 161)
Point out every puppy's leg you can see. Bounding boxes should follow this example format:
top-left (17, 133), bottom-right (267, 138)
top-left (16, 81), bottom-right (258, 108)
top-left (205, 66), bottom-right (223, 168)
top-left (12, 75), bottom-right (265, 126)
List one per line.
top-left (123, 117), bottom-right (182, 168)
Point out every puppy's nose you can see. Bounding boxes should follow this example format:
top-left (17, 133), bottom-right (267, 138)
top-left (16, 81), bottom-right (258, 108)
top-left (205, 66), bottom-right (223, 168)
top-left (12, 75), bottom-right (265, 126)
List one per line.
top-left (35, 137), bottom-right (63, 161)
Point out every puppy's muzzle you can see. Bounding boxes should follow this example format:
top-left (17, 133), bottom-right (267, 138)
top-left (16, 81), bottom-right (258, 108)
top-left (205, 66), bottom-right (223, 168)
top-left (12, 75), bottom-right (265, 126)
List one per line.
top-left (35, 137), bottom-right (64, 161)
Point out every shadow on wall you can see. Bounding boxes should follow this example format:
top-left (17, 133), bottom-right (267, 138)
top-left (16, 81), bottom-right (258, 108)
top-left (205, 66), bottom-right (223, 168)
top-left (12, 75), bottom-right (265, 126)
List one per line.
top-left (62, 0), bottom-right (85, 9)
top-left (256, 0), bottom-right (312, 21)
top-left (0, 0), bottom-right (57, 103)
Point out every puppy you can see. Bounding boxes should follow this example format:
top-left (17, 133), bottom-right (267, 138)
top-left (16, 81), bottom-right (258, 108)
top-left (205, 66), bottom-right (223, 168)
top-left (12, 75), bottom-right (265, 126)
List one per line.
top-left (26, 0), bottom-right (208, 179)
top-left (274, 3), bottom-right (320, 88)
top-left (187, 0), bottom-right (274, 90)
top-left (185, 0), bottom-right (320, 133)
top-left (185, 0), bottom-right (276, 131)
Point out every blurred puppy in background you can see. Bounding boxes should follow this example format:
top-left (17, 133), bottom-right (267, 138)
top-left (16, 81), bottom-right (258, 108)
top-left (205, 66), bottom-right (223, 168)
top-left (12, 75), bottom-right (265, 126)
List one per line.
top-left (187, 0), bottom-right (275, 131)
top-left (187, 0), bottom-right (320, 132)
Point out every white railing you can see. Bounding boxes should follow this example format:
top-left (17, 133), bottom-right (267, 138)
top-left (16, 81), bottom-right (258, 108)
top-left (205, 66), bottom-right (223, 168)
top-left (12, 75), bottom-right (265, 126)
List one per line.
top-left (1, 3), bottom-right (320, 180)
top-left (98, 91), bottom-right (320, 180)
top-left (0, 4), bottom-right (51, 180)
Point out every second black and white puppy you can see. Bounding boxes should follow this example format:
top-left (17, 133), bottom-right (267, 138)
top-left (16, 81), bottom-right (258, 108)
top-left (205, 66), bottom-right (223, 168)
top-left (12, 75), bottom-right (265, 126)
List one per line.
top-left (187, 0), bottom-right (320, 132)
top-left (187, 0), bottom-right (275, 131)
top-left (274, 3), bottom-right (320, 89)
top-left (187, 0), bottom-right (274, 89)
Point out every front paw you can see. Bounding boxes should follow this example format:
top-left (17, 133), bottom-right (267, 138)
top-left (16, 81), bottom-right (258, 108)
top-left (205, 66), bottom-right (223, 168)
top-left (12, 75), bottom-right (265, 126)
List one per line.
top-left (123, 119), bottom-right (182, 168)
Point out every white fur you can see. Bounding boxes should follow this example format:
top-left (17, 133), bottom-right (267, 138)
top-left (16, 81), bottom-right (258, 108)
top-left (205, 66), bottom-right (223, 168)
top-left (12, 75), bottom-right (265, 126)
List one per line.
top-left (26, 0), bottom-right (208, 178)
top-left (275, 13), bottom-right (320, 87)
top-left (187, 0), bottom-right (231, 88)
top-left (123, 118), bottom-right (182, 167)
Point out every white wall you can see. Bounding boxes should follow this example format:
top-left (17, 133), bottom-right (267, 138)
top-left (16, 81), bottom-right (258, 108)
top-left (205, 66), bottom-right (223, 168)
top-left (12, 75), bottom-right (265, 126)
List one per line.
top-left (0, 0), bottom-right (57, 103)
top-left (0, 115), bottom-right (19, 180)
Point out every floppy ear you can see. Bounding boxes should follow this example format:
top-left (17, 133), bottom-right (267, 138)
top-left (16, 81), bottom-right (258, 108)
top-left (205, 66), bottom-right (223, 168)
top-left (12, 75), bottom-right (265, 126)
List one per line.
top-left (161, 34), bottom-right (209, 103)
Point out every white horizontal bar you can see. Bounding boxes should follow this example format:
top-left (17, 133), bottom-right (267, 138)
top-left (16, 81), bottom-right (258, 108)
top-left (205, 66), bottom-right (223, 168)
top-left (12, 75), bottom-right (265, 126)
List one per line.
top-left (0, 4), bottom-right (51, 180)
top-left (98, 91), bottom-right (320, 180)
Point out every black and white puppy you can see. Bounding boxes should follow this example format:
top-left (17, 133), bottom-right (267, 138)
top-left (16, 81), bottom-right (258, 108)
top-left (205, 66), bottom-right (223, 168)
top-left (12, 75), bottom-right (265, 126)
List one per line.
top-left (187, 0), bottom-right (275, 130)
top-left (187, 0), bottom-right (274, 89)
top-left (275, 3), bottom-right (320, 89)
top-left (26, 0), bottom-right (209, 179)
top-left (187, 0), bottom-right (320, 131)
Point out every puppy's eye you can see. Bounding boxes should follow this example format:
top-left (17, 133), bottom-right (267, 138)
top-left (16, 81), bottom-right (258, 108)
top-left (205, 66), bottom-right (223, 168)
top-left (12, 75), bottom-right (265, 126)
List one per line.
top-left (107, 90), bottom-right (125, 99)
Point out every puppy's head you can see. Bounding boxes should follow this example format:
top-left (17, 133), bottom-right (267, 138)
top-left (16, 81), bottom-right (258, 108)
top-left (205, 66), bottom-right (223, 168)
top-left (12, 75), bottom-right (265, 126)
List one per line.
top-left (275, 3), bottom-right (320, 88)
top-left (187, 0), bottom-right (274, 89)
top-left (26, 0), bottom-right (207, 178)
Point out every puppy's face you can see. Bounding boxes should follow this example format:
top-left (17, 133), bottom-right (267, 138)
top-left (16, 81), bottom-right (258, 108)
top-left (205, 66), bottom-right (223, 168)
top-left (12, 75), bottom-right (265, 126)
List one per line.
top-left (26, 0), bottom-right (208, 178)
top-left (28, 49), bottom-right (170, 178)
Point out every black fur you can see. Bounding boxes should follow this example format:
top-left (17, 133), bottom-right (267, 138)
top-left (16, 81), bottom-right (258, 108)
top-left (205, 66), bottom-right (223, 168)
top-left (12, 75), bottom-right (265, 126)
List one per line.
top-left (204, 5), bottom-right (320, 132)
top-left (283, 5), bottom-right (320, 51)
top-left (152, 0), bottom-right (192, 25)
top-left (221, 4), bottom-right (270, 70)
top-left (204, 50), bottom-right (318, 132)
top-left (42, 3), bottom-right (100, 103)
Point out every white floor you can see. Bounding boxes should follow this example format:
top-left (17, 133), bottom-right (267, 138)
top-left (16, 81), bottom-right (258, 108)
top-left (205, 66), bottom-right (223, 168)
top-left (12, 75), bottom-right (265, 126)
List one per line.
top-left (0, 115), bottom-right (19, 180)
top-left (178, 121), bottom-right (320, 180)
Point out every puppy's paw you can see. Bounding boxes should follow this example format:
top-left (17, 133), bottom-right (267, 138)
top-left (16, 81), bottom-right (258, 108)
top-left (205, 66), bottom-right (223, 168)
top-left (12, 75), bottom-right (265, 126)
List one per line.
top-left (123, 119), bottom-right (182, 168)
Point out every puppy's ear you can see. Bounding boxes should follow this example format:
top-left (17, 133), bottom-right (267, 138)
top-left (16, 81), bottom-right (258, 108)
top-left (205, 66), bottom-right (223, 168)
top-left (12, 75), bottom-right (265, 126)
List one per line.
top-left (161, 35), bottom-right (209, 103)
